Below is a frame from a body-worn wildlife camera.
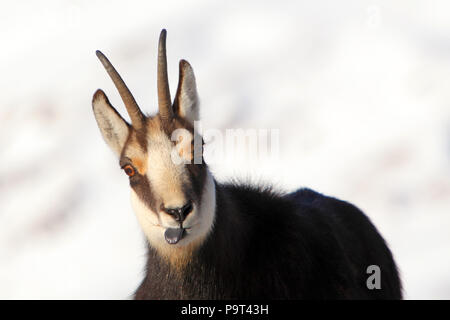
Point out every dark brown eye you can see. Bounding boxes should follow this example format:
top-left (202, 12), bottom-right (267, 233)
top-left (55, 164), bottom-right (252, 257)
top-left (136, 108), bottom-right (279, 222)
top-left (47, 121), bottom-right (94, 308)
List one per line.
top-left (123, 164), bottom-right (135, 177)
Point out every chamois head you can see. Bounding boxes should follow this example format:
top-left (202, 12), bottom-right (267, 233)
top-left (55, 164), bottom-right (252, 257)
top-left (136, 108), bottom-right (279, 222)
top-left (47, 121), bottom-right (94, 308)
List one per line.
top-left (92, 30), bottom-right (215, 258)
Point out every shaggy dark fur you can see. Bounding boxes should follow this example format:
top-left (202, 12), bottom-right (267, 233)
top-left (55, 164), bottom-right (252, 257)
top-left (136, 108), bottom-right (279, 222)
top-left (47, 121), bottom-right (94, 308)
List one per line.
top-left (134, 181), bottom-right (402, 299)
top-left (135, 184), bottom-right (402, 299)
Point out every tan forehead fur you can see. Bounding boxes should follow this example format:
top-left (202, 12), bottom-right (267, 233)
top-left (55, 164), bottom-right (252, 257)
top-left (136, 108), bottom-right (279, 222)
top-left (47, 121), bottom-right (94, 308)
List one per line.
top-left (123, 133), bottom-right (147, 175)
top-left (123, 116), bottom-right (164, 175)
top-left (123, 115), bottom-right (193, 175)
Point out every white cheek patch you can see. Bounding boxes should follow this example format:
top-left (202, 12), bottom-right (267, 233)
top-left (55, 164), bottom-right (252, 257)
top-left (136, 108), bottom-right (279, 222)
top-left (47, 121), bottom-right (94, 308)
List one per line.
top-left (183, 170), bottom-right (216, 243)
top-left (130, 189), bottom-right (165, 245)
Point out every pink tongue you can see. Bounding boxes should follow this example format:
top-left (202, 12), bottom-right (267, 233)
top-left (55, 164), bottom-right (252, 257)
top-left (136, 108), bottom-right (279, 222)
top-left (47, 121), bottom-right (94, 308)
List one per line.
top-left (164, 228), bottom-right (185, 244)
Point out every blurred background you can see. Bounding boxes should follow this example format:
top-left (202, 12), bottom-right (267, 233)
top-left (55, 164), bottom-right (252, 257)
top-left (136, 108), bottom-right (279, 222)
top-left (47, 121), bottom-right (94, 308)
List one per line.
top-left (0, 0), bottom-right (449, 299)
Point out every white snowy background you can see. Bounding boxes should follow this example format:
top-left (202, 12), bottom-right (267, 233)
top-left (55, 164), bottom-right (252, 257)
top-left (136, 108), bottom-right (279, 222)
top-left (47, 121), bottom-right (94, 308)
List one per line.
top-left (0, 0), bottom-right (449, 299)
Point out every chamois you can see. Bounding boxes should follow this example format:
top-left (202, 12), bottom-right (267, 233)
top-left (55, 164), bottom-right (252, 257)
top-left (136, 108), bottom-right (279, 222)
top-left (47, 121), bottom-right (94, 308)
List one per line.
top-left (92, 30), bottom-right (402, 299)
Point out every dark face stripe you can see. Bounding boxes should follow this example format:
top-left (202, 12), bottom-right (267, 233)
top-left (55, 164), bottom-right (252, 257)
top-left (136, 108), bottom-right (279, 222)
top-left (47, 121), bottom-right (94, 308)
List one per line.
top-left (135, 129), bottom-right (148, 152)
top-left (185, 162), bottom-right (207, 205)
top-left (130, 174), bottom-right (159, 214)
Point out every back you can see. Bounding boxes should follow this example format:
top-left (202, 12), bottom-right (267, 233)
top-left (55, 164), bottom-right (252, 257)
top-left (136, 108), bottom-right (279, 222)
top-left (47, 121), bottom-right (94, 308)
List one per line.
top-left (286, 188), bottom-right (402, 299)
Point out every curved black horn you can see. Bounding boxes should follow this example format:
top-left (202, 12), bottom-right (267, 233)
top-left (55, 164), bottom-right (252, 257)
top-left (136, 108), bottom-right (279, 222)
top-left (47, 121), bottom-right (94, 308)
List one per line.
top-left (96, 50), bottom-right (145, 128)
top-left (157, 29), bottom-right (173, 120)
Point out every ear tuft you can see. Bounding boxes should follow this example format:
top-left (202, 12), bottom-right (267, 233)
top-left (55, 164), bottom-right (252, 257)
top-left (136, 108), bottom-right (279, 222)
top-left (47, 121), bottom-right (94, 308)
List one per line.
top-left (92, 89), bottom-right (130, 156)
top-left (92, 88), bottom-right (108, 105)
top-left (173, 59), bottom-right (199, 125)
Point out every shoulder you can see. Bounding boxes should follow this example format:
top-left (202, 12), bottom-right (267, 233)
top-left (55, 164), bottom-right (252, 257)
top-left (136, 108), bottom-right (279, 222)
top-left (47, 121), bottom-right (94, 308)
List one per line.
top-left (217, 180), bottom-right (290, 213)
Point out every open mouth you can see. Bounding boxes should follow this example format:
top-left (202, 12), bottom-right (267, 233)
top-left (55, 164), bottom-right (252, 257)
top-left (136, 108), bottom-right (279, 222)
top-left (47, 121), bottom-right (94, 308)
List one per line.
top-left (164, 227), bottom-right (185, 244)
top-left (163, 222), bottom-right (197, 245)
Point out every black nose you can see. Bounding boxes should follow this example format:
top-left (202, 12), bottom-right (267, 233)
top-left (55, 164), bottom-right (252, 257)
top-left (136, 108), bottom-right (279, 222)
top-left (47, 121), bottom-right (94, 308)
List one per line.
top-left (161, 201), bottom-right (193, 222)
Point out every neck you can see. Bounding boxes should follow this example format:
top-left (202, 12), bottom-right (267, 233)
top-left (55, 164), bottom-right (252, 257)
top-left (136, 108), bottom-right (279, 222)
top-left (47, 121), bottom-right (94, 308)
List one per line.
top-left (140, 176), bottom-right (251, 299)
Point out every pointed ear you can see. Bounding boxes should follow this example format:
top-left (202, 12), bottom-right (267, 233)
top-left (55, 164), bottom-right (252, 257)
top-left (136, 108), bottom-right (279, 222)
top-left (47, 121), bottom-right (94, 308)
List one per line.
top-left (92, 89), bottom-right (130, 156)
top-left (172, 60), bottom-right (199, 125)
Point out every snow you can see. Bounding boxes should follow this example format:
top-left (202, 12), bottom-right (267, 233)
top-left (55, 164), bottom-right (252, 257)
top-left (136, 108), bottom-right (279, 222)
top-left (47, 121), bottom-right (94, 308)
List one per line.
top-left (0, 0), bottom-right (449, 299)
